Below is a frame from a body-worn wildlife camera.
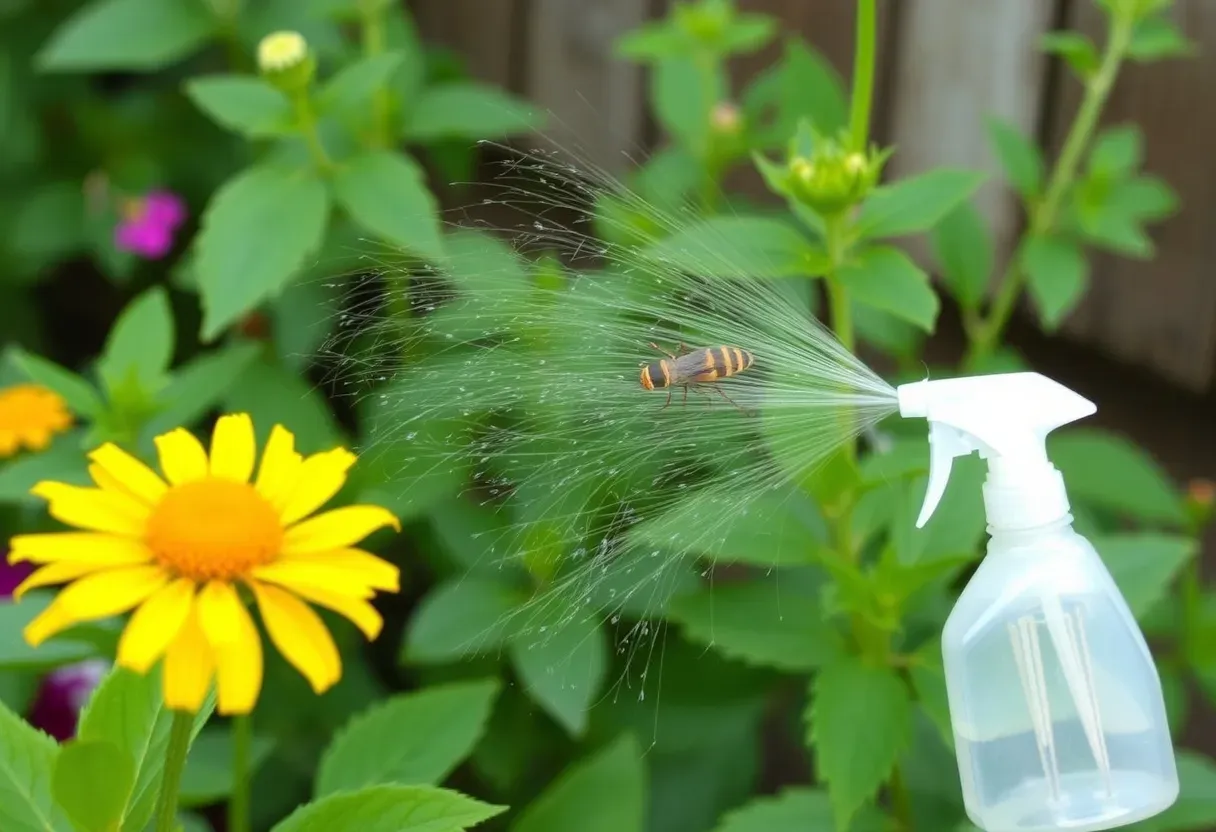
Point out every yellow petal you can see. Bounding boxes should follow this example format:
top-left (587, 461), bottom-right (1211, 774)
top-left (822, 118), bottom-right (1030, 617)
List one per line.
top-left (211, 595), bottom-right (263, 715)
top-left (88, 443), bottom-right (168, 505)
top-left (154, 428), bottom-right (210, 485)
top-left (13, 562), bottom-right (113, 600)
top-left (162, 605), bottom-right (215, 713)
top-left (210, 413), bottom-right (256, 482)
top-left (256, 576), bottom-right (382, 640)
top-left (9, 532), bottom-right (152, 566)
top-left (276, 548), bottom-right (399, 592)
top-left (251, 581), bottom-right (340, 693)
top-left (197, 581), bottom-right (244, 646)
top-left (254, 425), bottom-right (302, 509)
top-left (282, 506), bottom-right (400, 555)
top-left (32, 481), bottom-right (150, 536)
top-left (23, 565), bottom-right (169, 646)
top-left (279, 448), bottom-right (357, 526)
top-left (252, 561), bottom-right (377, 599)
top-left (117, 579), bottom-right (195, 672)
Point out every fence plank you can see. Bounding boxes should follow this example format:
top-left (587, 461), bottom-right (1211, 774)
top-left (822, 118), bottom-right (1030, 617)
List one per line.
top-left (1053, 1), bottom-right (1216, 392)
top-left (410, 0), bottom-right (521, 89)
top-left (884, 0), bottom-right (1057, 269)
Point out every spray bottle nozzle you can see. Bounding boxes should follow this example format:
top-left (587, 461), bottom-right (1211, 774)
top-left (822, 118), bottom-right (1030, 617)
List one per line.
top-left (896, 373), bottom-right (1096, 530)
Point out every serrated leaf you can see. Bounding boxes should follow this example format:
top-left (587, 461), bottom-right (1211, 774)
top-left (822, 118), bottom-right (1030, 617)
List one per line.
top-left (197, 165), bottom-right (330, 340)
top-left (404, 577), bottom-right (524, 663)
top-left (98, 285), bottom-right (175, 395)
top-left (931, 201), bottom-right (992, 311)
top-left (512, 735), bottom-right (645, 832)
top-left (317, 679), bottom-right (500, 795)
top-left (856, 169), bottom-right (986, 240)
top-left (1089, 125), bottom-right (1143, 178)
top-left (52, 739), bottom-right (134, 832)
top-left (642, 215), bottom-right (828, 279)
top-left (986, 117), bottom-right (1044, 201)
top-left (712, 787), bottom-right (888, 832)
top-left (667, 578), bottom-right (844, 671)
top-left (745, 38), bottom-right (847, 149)
top-left (1022, 235), bottom-right (1089, 330)
top-left (808, 658), bottom-right (912, 831)
top-left (509, 603), bottom-right (607, 737)
top-left (404, 82), bottom-right (541, 141)
top-left (839, 245), bottom-right (940, 332)
top-left (332, 151), bottom-right (444, 263)
top-left (318, 51), bottom-right (404, 118)
top-left (0, 696), bottom-right (73, 831)
top-left (185, 75), bottom-right (292, 138)
top-left (1128, 15), bottom-right (1194, 61)
top-left (37, 0), bottom-right (216, 71)
top-left (6, 347), bottom-right (103, 417)
top-left (271, 784), bottom-right (505, 832)
top-left (1040, 31), bottom-right (1100, 78)
top-left (1049, 428), bottom-right (1185, 525)
top-left (142, 341), bottom-right (261, 439)
top-left (1110, 175), bottom-right (1178, 222)
top-left (1095, 533), bottom-right (1195, 617)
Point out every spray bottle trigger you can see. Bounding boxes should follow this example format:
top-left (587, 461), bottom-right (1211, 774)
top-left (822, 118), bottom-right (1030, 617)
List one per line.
top-left (916, 421), bottom-right (978, 528)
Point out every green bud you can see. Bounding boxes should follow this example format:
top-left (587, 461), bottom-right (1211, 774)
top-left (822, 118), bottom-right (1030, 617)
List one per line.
top-left (675, 0), bottom-right (731, 45)
top-left (257, 31), bottom-right (315, 93)
top-left (783, 137), bottom-right (886, 216)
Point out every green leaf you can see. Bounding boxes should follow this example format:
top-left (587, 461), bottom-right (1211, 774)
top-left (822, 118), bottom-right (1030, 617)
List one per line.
top-left (930, 201), bottom-right (992, 312)
top-left (1039, 31), bottom-right (1100, 78)
top-left (404, 577), bottom-right (524, 663)
top-left (220, 355), bottom-right (341, 451)
top-left (1137, 751), bottom-right (1216, 831)
top-left (616, 22), bottom-right (688, 60)
top-left (652, 56), bottom-right (724, 158)
top-left (856, 169), bottom-right (986, 240)
top-left (839, 246), bottom-right (939, 332)
top-left (0, 697), bottom-right (73, 832)
top-left (52, 740), bottom-right (135, 832)
top-left (509, 603), bottom-right (607, 736)
top-left (98, 286), bottom-right (175, 396)
top-left (908, 643), bottom-right (953, 750)
top-left (184, 75), bottom-right (292, 138)
top-left (1110, 175), bottom-right (1178, 222)
top-left (179, 728), bottom-right (274, 809)
top-left (808, 658), bottom-right (912, 831)
top-left (1094, 533), bottom-right (1195, 617)
top-left (745, 38), bottom-right (847, 148)
top-left (642, 216), bottom-right (828, 279)
top-left (271, 785), bottom-right (505, 832)
top-left (667, 577), bottom-right (844, 671)
top-left (6, 347), bottom-right (103, 417)
top-left (332, 151), bottom-right (444, 263)
top-left (76, 666), bottom-right (213, 832)
top-left (1021, 235), bottom-right (1089, 330)
top-left (986, 118), bottom-right (1045, 201)
top-left (1128, 15), bottom-right (1194, 61)
top-left (713, 787), bottom-right (888, 832)
top-left (512, 735), bottom-right (645, 832)
top-left (1089, 125), bottom-right (1143, 179)
top-left (197, 165), bottom-right (330, 341)
top-left (318, 51), bottom-right (404, 118)
top-left (37, 0), bottom-right (216, 72)
top-left (1049, 428), bottom-right (1185, 525)
top-left (317, 679), bottom-right (500, 795)
top-left (404, 82), bottom-right (541, 141)
top-left (143, 341), bottom-right (261, 438)
top-left (0, 595), bottom-right (96, 668)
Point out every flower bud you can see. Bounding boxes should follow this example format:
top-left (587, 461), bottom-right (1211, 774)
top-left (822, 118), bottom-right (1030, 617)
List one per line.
top-left (257, 30), bottom-right (315, 92)
top-left (1185, 477), bottom-right (1215, 532)
top-left (710, 101), bottom-right (742, 135)
top-left (783, 137), bottom-right (886, 217)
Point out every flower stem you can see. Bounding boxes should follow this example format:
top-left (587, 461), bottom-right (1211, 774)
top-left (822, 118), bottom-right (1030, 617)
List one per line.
top-left (228, 714), bottom-right (253, 832)
top-left (848, 0), bottom-right (878, 152)
top-left (966, 10), bottom-right (1134, 366)
top-left (153, 711), bottom-right (194, 832)
top-left (361, 0), bottom-right (391, 148)
top-left (293, 92), bottom-right (334, 175)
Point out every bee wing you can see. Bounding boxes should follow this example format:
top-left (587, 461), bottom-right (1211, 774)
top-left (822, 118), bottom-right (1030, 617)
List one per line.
top-left (670, 351), bottom-right (710, 382)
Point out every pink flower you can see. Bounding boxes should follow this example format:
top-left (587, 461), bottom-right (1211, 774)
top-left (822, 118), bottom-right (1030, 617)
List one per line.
top-left (114, 189), bottom-right (187, 259)
top-left (27, 659), bottom-right (109, 741)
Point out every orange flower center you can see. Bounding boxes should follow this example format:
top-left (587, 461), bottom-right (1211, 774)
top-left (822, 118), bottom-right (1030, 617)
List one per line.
top-left (0, 384), bottom-right (72, 456)
top-left (145, 479), bottom-right (283, 581)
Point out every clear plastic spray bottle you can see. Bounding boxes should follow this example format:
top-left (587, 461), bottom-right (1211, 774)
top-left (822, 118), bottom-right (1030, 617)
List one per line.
top-left (897, 372), bottom-right (1178, 832)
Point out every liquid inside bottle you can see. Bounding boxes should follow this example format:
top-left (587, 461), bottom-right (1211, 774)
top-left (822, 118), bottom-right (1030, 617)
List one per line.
top-left (944, 521), bottom-right (1178, 832)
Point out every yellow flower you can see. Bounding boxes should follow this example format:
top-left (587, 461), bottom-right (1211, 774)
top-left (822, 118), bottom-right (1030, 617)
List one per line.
top-left (7, 414), bottom-right (400, 715)
top-left (0, 383), bottom-right (72, 458)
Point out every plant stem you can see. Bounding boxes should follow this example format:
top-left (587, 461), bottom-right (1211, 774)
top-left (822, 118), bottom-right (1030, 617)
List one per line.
top-left (293, 91), bottom-right (335, 175)
top-left (228, 714), bottom-right (253, 832)
top-left (153, 711), bottom-right (195, 832)
top-left (848, 0), bottom-right (878, 152)
top-left (966, 11), bottom-right (1134, 365)
top-left (361, 0), bottom-right (391, 148)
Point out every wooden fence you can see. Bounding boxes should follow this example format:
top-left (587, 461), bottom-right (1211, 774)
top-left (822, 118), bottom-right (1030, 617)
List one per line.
top-left (409, 0), bottom-right (1216, 395)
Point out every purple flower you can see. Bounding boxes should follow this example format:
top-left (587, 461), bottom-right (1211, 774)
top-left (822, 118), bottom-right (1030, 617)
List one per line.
top-left (114, 189), bottom-right (187, 259)
top-left (27, 659), bottom-right (109, 742)
top-left (0, 558), bottom-right (33, 598)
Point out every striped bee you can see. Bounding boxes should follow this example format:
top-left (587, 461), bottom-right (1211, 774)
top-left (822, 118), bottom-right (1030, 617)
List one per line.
top-left (639, 342), bottom-right (754, 410)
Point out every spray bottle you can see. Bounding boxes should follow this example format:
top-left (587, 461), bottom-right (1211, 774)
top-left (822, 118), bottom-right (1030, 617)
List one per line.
top-left (897, 372), bottom-right (1178, 832)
